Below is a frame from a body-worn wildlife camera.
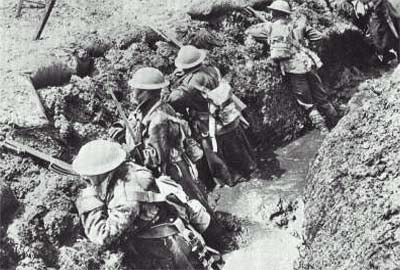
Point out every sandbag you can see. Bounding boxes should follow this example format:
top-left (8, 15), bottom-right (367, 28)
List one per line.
top-left (0, 75), bottom-right (49, 128)
top-left (30, 62), bottom-right (73, 89)
top-left (20, 52), bottom-right (78, 89)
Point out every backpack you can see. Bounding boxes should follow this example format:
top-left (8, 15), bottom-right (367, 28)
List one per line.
top-left (269, 19), bottom-right (295, 60)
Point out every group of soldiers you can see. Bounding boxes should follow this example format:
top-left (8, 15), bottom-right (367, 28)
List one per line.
top-left (71, 0), bottom-right (399, 269)
top-left (73, 45), bottom-right (257, 269)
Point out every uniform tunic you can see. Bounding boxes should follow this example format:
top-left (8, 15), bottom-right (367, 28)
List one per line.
top-left (124, 98), bottom-right (210, 209)
top-left (247, 17), bottom-right (338, 123)
top-left (168, 65), bottom-right (257, 187)
top-left (75, 162), bottom-right (210, 270)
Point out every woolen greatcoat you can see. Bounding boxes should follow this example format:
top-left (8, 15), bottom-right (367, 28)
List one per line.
top-left (168, 65), bottom-right (257, 188)
top-left (75, 162), bottom-right (210, 270)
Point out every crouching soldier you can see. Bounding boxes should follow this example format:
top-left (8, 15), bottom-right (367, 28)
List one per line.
top-left (246, 0), bottom-right (339, 132)
top-left (110, 67), bottom-right (208, 209)
top-left (73, 140), bottom-right (223, 270)
top-left (167, 45), bottom-right (257, 189)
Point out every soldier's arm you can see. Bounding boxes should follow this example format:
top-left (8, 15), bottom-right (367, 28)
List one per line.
top-left (186, 199), bottom-right (211, 233)
top-left (147, 112), bottom-right (180, 174)
top-left (305, 26), bottom-right (323, 42)
top-left (167, 86), bottom-right (192, 114)
top-left (245, 22), bottom-right (272, 43)
top-left (76, 186), bottom-right (140, 246)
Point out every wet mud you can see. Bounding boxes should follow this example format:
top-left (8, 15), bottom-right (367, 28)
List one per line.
top-left (0, 0), bottom-right (390, 269)
top-left (210, 130), bottom-right (324, 269)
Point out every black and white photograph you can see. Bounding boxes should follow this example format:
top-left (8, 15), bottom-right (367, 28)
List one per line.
top-left (1, 0), bottom-right (400, 269)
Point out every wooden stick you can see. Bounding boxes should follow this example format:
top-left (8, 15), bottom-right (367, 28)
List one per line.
top-left (34, 0), bottom-right (56, 40)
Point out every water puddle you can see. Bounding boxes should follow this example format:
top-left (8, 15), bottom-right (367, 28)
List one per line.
top-left (211, 130), bottom-right (324, 269)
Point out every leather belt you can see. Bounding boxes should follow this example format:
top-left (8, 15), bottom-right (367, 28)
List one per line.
top-left (136, 218), bottom-right (186, 239)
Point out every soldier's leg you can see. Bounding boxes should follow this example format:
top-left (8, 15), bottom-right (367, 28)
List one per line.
top-left (307, 71), bottom-right (339, 127)
top-left (288, 73), bottom-right (329, 133)
top-left (288, 73), bottom-right (315, 111)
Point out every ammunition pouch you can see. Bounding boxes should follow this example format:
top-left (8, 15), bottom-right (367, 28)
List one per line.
top-left (136, 217), bottom-right (224, 270)
top-left (183, 137), bottom-right (204, 163)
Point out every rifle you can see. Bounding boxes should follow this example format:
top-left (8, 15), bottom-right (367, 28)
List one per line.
top-left (387, 15), bottom-right (399, 39)
top-left (149, 25), bottom-right (183, 48)
top-left (1, 139), bottom-right (78, 176)
top-left (105, 87), bottom-right (144, 163)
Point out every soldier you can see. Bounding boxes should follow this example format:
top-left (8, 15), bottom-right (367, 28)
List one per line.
top-left (361, 0), bottom-right (400, 63)
top-left (246, 0), bottom-right (339, 133)
top-left (110, 67), bottom-right (208, 208)
top-left (167, 45), bottom-right (257, 189)
top-left (73, 139), bottom-right (222, 270)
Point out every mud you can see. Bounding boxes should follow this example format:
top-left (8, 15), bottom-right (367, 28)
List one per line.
top-left (210, 130), bottom-right (324, 269)
top-left (298, 68), bottom-right (400, 270)
top-left (0, 0), bottom-right (386, 269)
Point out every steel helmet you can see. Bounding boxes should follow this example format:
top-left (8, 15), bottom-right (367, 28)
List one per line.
top-left (267, 0), bottom-right (292, 14)
top-left (72, 140), bottom-right (126, 176)
top-left (128, 67), bottom-right (169, 90)
top-left (175, 45), bottom-right (207, 70)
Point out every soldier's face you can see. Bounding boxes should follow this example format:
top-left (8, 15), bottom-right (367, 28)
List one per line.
top-left (130, 88), bottom-right (146, 105)
top-left (83, 173), bottom-right (106, 186)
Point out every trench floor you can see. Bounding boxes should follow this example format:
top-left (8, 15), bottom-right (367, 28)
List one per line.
top-left (210, 130), bottom-right (324, 270)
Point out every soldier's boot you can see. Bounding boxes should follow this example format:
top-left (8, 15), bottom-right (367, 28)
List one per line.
top-left (320, 102), bottom-right (340, 128)
top-left (309, 109), bottom-right (329, 135)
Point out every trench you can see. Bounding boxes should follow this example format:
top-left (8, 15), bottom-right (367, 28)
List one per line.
top-left (209, 130), bottom-right (324, 269)
top-left (0, 3), bottom-right (384, 269)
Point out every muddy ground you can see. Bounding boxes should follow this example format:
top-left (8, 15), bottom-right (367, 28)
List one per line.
top-left (0, 0), bottom-right (397, 269)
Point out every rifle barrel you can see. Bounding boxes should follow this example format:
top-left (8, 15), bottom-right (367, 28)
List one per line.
top-left (106, 88), bottom-right (138, 146)
top-left (149, 25), bottom-right (183, 48)
top-left (2, 139), bottom-right (77, 176)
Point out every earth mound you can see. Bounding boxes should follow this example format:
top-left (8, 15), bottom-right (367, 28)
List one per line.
top-left (298, 66), bottom-right (400, 270)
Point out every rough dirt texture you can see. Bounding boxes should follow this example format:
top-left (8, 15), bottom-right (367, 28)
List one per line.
top-left (298, 67), bottom-right (400, 270)
top-left (0, 0), bottom-right (385, 269)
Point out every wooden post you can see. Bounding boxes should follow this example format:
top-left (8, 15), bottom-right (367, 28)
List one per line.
top-left (34, 0), bottom-right (56, 40)
top-left (16, 0), bottom-right (24, 17)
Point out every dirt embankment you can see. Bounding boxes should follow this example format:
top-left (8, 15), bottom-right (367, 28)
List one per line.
top-left (298, 66), bottom-right (400, 270)
top-left (0, 0), bottom-right (383, 269)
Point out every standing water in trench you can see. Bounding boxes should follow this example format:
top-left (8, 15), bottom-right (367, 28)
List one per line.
top-left (210, 130), bottom-right (324, 270)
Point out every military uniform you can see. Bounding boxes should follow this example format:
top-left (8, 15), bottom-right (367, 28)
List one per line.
top-left (247, 1), bottom-right (339, 130)
top-left (125, 97), bottom-right (209, 208)
top-left (73, 140), bottom-right (216, 270)
top-left (168, 46), bottom-right (256, 188)
top-left (366, 0), bottom-right (400, 60)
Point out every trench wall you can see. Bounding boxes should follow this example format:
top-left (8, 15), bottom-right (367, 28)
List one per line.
top-left (298, 68), bottom-right (400, 270)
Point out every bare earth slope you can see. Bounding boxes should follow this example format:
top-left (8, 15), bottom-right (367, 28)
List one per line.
top-left (299, 67), bottom-right (400, 270)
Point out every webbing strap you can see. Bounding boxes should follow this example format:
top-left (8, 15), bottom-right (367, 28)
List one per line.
top-left (128, 191), bottom-right (167, 203)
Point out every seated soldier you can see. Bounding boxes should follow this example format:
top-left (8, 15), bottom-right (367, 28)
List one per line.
top-left (73, 139), bottom-right (223, 270)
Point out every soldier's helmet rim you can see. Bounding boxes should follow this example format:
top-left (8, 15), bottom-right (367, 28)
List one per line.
top-left (175, 45), bottom-right (207, 70)
top-left (267, 0), bottom-right (292, 14)
top-left (128, 67), bottom-right (170, 90)
top-left (72, 140), bottom-right (126, 176)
